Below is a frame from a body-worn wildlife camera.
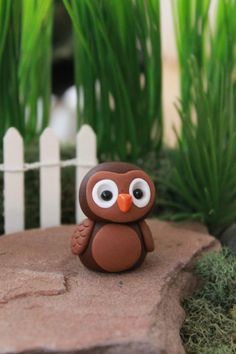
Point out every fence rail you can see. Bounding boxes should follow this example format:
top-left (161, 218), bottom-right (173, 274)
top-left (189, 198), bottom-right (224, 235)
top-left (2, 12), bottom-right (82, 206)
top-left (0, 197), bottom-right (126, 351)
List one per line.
top-left (1, 124), bottom-right (97, 234)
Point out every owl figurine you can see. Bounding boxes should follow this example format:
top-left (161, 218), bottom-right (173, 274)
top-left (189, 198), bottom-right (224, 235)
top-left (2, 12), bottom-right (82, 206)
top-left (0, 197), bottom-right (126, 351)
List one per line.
top-left (71, 162), bottom-right (156, 273)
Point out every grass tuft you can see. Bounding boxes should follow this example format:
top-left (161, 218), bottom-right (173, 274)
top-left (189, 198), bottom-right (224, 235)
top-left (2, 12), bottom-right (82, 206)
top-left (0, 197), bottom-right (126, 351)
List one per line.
top-left (166, 0), bottom-right (236, 235)
top-left (63, 0), bottom-right (162, 161)
top-left (160, 60), bottom-right (236, 235)
top-left (172, 0), bottom-right (210, 116)
top-left (0, 0), bottom-right (53, 141)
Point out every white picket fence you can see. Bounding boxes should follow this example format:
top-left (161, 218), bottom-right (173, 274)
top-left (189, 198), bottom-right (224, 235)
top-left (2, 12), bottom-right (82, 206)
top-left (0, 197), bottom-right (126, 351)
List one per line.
top-left (1, 124), bottom-right (97, 234)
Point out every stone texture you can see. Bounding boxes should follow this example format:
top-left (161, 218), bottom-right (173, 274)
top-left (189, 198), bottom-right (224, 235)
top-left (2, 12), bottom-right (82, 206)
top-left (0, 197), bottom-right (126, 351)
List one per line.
top-left (0, 268), bottom-right (66, 304)
top-left (0, 220), bottom-right (220, 354)
top-left (220, 223), bottom-right (236, 255)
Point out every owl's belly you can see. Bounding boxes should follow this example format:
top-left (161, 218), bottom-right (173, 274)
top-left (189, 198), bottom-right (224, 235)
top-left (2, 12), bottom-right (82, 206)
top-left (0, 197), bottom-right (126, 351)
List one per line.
top-left (91, 224), bottom-right (142, 272)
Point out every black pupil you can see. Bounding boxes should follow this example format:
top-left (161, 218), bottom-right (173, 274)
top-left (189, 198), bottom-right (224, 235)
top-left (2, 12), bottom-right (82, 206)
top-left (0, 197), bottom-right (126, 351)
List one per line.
top-left (133, 188), bottom-right (143, 199)
top-left (101, 190), bottom-right (113, 201)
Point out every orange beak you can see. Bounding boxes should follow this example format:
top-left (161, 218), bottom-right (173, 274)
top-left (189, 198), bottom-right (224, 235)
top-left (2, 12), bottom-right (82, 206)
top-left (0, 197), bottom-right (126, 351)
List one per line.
top-left (117, 193), bottom-right (132, 213)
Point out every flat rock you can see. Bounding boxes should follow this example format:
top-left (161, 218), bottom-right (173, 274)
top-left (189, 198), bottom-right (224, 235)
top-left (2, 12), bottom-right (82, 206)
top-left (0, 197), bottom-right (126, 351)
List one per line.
top-left (0, 220), bottom-right (220, 354)
top-left (220, 223), bottom-right (236, 255)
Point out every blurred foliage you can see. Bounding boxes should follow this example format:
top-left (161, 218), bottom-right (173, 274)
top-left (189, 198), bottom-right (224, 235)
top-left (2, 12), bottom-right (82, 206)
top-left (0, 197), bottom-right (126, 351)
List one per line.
top-left (165, 0), bottom-right (236, 235)
top-left (181, 249), bottom-right (236, 353)
top-left (63, 0), bottom-right (162, 161)
top-left (161, 63), bottom-right (236, 236)
top-left (172, 0), bottom-right (210, 116)
top-left (0, 0), bottom-right (53, 141)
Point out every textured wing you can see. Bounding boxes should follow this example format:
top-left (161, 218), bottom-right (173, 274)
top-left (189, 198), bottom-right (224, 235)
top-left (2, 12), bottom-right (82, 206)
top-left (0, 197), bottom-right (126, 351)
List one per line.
top-left (71, 219), bottom-right (94, 255)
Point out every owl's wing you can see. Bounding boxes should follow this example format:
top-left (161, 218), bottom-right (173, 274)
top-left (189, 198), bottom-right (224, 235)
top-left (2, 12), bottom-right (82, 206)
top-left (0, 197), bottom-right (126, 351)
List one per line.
top-left (71, 219), bottom-right (94, 255)
top-left (139, 220), bottom-right (155, 252)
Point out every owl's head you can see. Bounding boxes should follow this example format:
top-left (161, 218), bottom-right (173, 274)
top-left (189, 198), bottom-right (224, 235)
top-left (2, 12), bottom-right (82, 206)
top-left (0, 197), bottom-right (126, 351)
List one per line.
top-left (79, 162), bottom-right (156, 223)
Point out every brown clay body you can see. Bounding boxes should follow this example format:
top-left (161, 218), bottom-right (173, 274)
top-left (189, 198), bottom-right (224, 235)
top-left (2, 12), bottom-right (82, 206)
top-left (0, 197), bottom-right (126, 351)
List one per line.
top-left (71, 162), bottom-right (156, 273)
top-left (79, 222), bottom-right (146, 272)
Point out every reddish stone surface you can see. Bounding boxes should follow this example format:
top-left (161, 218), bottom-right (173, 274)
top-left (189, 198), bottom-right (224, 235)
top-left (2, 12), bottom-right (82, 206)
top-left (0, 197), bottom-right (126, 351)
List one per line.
top-left (0, 220), bottom-right (220, 354)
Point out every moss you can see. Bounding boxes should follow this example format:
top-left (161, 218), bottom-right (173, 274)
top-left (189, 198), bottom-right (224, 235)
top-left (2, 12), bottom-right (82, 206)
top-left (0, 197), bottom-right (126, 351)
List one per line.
top-left (182, 299), bottom-right (236, 353)
top-left (194, 249), bottom-right (236, 310)
top-left (181, 249), bottom-right (236, 354)
top-left (230, 305), bottom-right (236, 321)
top-left (202, 346), bottom-right (236, 354)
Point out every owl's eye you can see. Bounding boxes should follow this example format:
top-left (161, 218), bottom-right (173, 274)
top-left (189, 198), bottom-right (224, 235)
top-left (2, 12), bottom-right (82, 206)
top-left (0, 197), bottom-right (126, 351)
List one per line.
top-left (129, 178), bottom-right (151, 208)
top-left (92, 179), bottom-right (118, 208)
top-left (101, 190), bottom-right (113, 201)
top-left (133, 188), bottom-right (143, 199)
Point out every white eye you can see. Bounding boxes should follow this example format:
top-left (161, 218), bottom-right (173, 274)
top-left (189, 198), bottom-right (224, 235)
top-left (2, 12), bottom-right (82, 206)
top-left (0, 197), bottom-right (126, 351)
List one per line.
top-left (92, 179), bottom-right (118, 208)
top-left (129, 178), bottom-right (151, 208)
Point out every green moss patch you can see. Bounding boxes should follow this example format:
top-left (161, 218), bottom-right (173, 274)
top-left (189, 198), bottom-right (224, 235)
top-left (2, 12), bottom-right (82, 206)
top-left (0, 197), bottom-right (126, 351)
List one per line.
top-left (181, 249), bottom-right (236, 354)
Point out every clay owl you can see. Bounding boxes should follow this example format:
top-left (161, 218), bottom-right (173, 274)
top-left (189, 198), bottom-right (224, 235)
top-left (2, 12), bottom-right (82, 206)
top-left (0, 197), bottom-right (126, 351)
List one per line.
top-left (71, 162), bottom-right (156, 273)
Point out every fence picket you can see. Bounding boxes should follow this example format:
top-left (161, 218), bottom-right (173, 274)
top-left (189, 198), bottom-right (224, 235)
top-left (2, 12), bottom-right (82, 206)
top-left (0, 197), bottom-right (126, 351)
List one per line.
top-left (1, 124), bottom-right (97, 234)
top-left (40, 128), bottom-right (60, 228)
top-left (76, 125), bottom-right (97, 222)
top-left (4, 128), bottom-right (24, 233)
